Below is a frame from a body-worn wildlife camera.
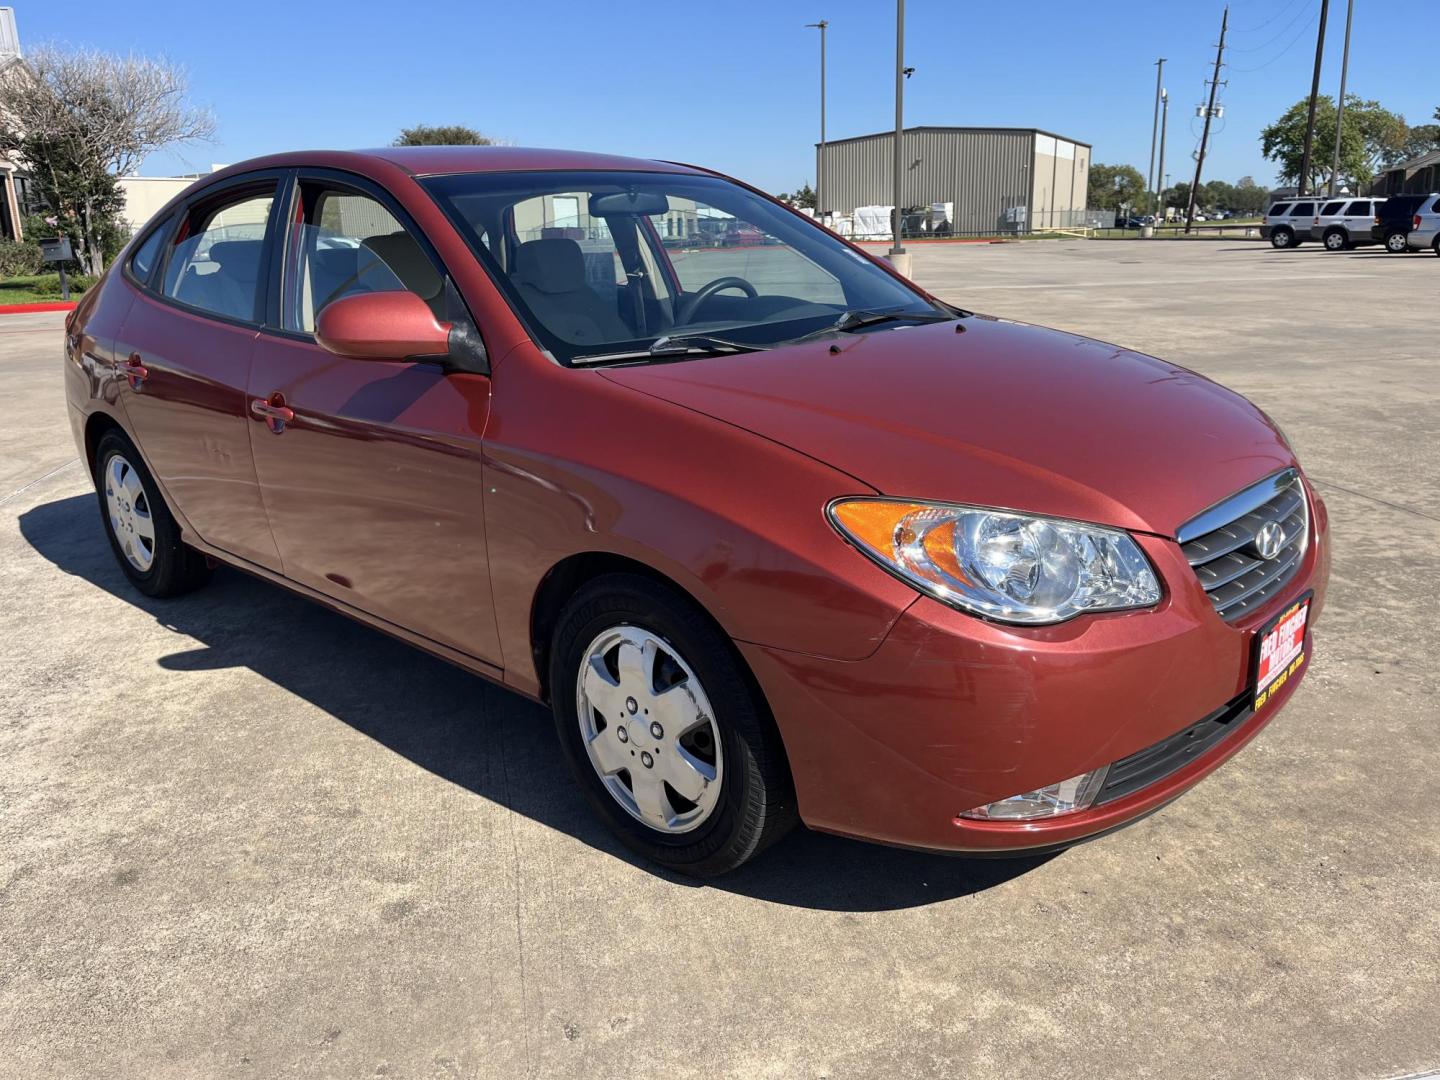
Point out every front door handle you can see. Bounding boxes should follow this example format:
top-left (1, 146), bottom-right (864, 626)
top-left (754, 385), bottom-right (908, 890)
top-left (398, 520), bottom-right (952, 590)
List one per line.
top-left (120, 353), bottom-right (150, 390)
top-left (250, 393), bottom-right (295, 434)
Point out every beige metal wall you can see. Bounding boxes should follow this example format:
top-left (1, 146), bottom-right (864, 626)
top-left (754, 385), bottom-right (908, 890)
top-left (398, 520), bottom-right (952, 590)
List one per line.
top-left (1030, 135), bottom-right (1090, 229)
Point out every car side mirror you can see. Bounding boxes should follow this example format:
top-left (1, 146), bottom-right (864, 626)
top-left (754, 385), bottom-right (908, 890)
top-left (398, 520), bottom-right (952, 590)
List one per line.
top-left (315, 291), bottom-right (456, 364)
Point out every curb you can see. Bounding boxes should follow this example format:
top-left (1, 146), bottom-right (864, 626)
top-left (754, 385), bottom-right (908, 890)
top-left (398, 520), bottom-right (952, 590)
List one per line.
top-left (0, 301), bottom-right (79, 314)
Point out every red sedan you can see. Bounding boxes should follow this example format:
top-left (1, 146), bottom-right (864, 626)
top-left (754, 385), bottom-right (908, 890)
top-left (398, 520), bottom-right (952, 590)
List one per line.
top-left (63, 147), bottom-right (1329, 875)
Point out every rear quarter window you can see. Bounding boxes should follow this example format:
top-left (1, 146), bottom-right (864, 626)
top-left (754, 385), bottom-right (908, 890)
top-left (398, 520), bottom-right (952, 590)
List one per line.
top-left (1268, 203), bottom-right (1291, 216)
top-left (1320, 201), bottom-right (1344, 216)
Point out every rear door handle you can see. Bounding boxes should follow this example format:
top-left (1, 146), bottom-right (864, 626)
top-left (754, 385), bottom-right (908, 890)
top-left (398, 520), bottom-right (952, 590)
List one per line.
top-left (120, 353), bottom-right (150, 389)
top-left (250, 393), bottom-right (295, 433)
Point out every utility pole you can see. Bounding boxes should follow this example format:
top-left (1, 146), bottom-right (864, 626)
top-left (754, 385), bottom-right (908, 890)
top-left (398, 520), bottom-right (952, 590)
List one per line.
top-left (1157, 89), bottom-right (1169, 223)
top-left (1186, 6), bottom-right (1228, 234)
top-left (1297, 0), bottom-right (1331, 195)
top-left (1147, 58), bottom-right (1166, 216)
top-left (1328, 0), bottom-right (1353, 196)
top-left (806, 20), bottom-right (829, 219)
top-left (889, 0), bottom-right (908, 270)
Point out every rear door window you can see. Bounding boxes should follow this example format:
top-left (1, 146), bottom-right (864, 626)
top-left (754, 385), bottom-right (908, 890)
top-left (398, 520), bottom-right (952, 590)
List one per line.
top-left (161, 187), bottom-right (276, 323)
top-left (1344, 201), bottom-right (1370, 216)
top-left (1291, 202), bottom-right (1315, 216)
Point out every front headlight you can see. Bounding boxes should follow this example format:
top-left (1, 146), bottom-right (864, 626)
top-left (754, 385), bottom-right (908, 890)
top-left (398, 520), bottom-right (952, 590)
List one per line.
top-left (828, 498), bottom-right (1161, 625)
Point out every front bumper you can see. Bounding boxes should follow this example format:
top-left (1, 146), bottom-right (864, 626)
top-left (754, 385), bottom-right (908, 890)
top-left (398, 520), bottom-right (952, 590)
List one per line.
top-left (742, 486), bottom-right (1331, 854)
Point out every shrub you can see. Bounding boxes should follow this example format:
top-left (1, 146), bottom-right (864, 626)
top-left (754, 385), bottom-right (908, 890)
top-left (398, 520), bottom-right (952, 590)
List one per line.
top-left (0, 238), bottom-right (45, 277)
top-left (31, 272), bottom-right (97, 296)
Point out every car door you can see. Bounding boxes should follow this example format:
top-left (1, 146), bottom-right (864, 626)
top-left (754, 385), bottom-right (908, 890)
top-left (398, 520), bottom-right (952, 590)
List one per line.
top-left (114, 173), bottom-right (286, 571)
top-left (245, 170), bottom-right (502, 665)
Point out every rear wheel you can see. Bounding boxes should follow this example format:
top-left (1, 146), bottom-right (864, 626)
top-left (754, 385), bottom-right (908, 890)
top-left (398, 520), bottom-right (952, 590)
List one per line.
top-left (1270, 228), bottom-right (1295, 250)
top-left (549, 573), bottom-right (796, 876)
top-left (1323, 228), bottom-right (1349, 251)
top-left (94, 429), bottom-right (211, 597)
top-left (1433, 236), bottom-right (1439, 257)
top-left (1385, 231), bottom-right (1409, 253)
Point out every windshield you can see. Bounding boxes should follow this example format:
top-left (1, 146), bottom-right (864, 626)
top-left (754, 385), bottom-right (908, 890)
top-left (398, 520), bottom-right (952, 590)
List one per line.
top-left (422, 170), bottom-right (944, 364)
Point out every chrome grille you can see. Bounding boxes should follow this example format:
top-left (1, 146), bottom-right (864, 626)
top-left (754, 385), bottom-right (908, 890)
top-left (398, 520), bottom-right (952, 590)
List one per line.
top-left (1177, 469), bottom-right (1309, 622)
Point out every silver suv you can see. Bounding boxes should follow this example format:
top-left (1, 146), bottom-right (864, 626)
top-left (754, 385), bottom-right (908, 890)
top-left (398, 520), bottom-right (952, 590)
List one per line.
top-left (1404, 194), bottom-right (1440, 255)
top-left (1262, 199), bottom-right (1319, 249)
top-left (1311, 196), bottom-right (1385, 250)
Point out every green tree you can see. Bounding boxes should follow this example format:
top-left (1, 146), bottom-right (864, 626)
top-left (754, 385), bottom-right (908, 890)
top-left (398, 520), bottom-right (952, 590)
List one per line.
top-left (1400, 120), bottom-right (1440, 161)
top-left (1087, 162), bottom-right (1146, 212)
top-left (776, 183), bottom-right (816, 209)
top-left (394, 124), bottom-right (493, 146)
top-left (1232, 176), bottom-right (1269, 215)
top-left (1163, 181), bottom-right (1192, 213)
top-left (1260, 94), bottom-right (1407, 192)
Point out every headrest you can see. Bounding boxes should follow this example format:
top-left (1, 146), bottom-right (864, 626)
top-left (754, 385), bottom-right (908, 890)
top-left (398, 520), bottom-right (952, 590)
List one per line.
top-left (513, 238), bottom-right (587, 294)
top-left (361, 231), bottom-right (443, 300)
top-left (207, 241), bottom-right (262, 285)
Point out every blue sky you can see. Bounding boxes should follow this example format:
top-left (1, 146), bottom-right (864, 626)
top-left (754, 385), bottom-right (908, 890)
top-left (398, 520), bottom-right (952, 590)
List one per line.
top-left (14, 0), bottom-right (1436, 193)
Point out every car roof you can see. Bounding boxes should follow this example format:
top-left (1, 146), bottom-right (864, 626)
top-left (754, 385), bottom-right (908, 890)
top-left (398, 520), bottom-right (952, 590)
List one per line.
top-left (207, 146), bottom-right (707, 181)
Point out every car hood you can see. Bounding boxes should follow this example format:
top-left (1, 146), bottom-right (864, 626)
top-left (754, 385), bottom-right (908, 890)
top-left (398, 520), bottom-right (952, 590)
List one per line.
top-left (600, 316), bottom-right (1295, 537)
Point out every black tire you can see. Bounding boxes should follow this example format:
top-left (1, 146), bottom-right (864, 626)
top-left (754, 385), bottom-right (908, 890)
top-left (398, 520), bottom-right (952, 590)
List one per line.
top-left (1385, 231), bottom-right (1409, 254)
top-left (549, 573), bottom-right (796, 877)
top-left (1323, 228), bottom-right (1349, 251)
top-left (94, 429), bottom-right (211, 597)
top-left (1269, 228), bottom-right (1294, 250)
top-left (1433, 236), bottom-right (1439, 257)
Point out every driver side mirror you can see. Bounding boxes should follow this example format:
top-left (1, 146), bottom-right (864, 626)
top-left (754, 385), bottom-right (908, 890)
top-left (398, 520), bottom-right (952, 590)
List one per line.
top-left (315, 291), bottom-right (455, 364)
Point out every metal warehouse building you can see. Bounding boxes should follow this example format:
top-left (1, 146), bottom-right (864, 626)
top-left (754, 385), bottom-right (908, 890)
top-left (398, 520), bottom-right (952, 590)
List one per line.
top-left (818, 126), bottom-right (1092, 236)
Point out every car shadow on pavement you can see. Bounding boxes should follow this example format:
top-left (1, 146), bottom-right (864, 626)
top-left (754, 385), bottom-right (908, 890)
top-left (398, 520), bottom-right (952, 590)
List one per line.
top-left (18, 493), bottom-right (1052, 911)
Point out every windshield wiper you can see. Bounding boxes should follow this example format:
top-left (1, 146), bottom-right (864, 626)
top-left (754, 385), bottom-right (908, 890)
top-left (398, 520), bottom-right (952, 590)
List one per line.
top-left (785, 307), bottom-right (953, 345)
top-left (572, 333), bottom-right (770, 366)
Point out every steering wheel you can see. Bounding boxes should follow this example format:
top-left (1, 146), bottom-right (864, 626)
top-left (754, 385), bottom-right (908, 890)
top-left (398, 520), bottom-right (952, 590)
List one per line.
top-left (675, 276), bottom-right (758, 325)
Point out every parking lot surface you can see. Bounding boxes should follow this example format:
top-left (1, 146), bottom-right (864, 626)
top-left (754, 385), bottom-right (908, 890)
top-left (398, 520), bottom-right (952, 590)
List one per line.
top-left (3, 241), bottom-right (1437, 1079)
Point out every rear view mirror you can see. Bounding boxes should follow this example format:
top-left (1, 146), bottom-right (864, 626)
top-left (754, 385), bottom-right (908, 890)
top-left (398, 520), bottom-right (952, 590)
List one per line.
top-left (589, 190), bottom-right (669, 217)
top-left (315, 291), bottom-right (452, 362)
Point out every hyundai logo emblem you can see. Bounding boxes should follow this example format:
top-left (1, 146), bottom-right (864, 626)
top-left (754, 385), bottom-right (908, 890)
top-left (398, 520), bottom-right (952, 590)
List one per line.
top-left (1254, 521), bottom-right (1285, 561)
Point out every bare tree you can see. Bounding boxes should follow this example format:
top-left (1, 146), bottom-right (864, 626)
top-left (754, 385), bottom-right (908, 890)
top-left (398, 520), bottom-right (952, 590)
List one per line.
top-left (0, 47), bottom-right (215, 273)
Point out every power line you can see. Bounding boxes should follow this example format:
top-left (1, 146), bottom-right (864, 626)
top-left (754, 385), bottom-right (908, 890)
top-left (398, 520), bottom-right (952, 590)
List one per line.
top-left (1228, 0), bottom-right (1317, 51)
top-left (1229, 8), bottom-right (1319, 72)
top-left (1229, 0), bottom-right (1310, 37)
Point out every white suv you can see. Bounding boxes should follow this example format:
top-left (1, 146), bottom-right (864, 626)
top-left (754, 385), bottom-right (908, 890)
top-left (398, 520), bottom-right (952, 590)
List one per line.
top-left (1406, 195), bottom-right (1440, 254)
top-left (1262, 199), bottom-right (1319, 249)
top-left (1311, 196), bottom-right (1385, 250)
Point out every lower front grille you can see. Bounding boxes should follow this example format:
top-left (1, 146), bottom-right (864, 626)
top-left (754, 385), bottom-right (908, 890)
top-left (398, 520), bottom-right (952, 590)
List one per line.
top-left (1094, 691), bottom-right (1252, 805)
top-left (1178, 469), bottom-right (1309, 622)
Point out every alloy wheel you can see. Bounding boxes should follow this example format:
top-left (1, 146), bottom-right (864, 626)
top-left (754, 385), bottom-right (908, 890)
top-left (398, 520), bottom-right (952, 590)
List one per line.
top-left (1386, 232), bottom-right (1407, 253)
top-left (575, 626), bottom-right (723, 834)
top-left (103, 453), bottom-right (156, 572)
top-left (1325, 232), bottom-right (1345, 250)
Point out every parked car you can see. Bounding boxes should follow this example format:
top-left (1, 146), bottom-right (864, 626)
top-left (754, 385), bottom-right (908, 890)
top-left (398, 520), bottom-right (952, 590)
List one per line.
top-left (63, 147), bottom-right (1330, 876)
top-left (1405, 194), bottom-right (1440, 254)
top-left (1262, 199), bottom-right (1320, 248)
top-left (1309, 196), bottom-right (1384, 250)
top-left (1371, 193), bottom-right (1438, 252)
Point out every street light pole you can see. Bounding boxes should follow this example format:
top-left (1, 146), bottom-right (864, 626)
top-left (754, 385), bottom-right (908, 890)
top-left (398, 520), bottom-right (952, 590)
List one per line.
top-left (1329, 0), bottom-right (1354, 196)
top-left (1156, 89), bottom-right (1169, 222)
top-left (1147, 58), bottom-right (1166, 216)
top-left (806, 20), bottom-right (829, 219)
top-left (889, 0), bottom-right (908, 269)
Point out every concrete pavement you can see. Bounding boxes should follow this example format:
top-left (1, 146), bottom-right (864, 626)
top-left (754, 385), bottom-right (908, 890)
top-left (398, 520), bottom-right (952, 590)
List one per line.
top-left (2, 242), bottom-right (1437, 1079)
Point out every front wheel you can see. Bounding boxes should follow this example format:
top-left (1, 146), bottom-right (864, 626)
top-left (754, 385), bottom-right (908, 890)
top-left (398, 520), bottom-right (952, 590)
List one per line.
top-left (1385, 231), bottom-right (1409, 253)
top-left (549, 574), bottom-right (796, 876)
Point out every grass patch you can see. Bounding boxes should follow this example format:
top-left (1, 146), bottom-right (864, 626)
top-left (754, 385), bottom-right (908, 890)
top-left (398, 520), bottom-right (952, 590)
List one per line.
top-left (0, 273), bottom-right (95, 305)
